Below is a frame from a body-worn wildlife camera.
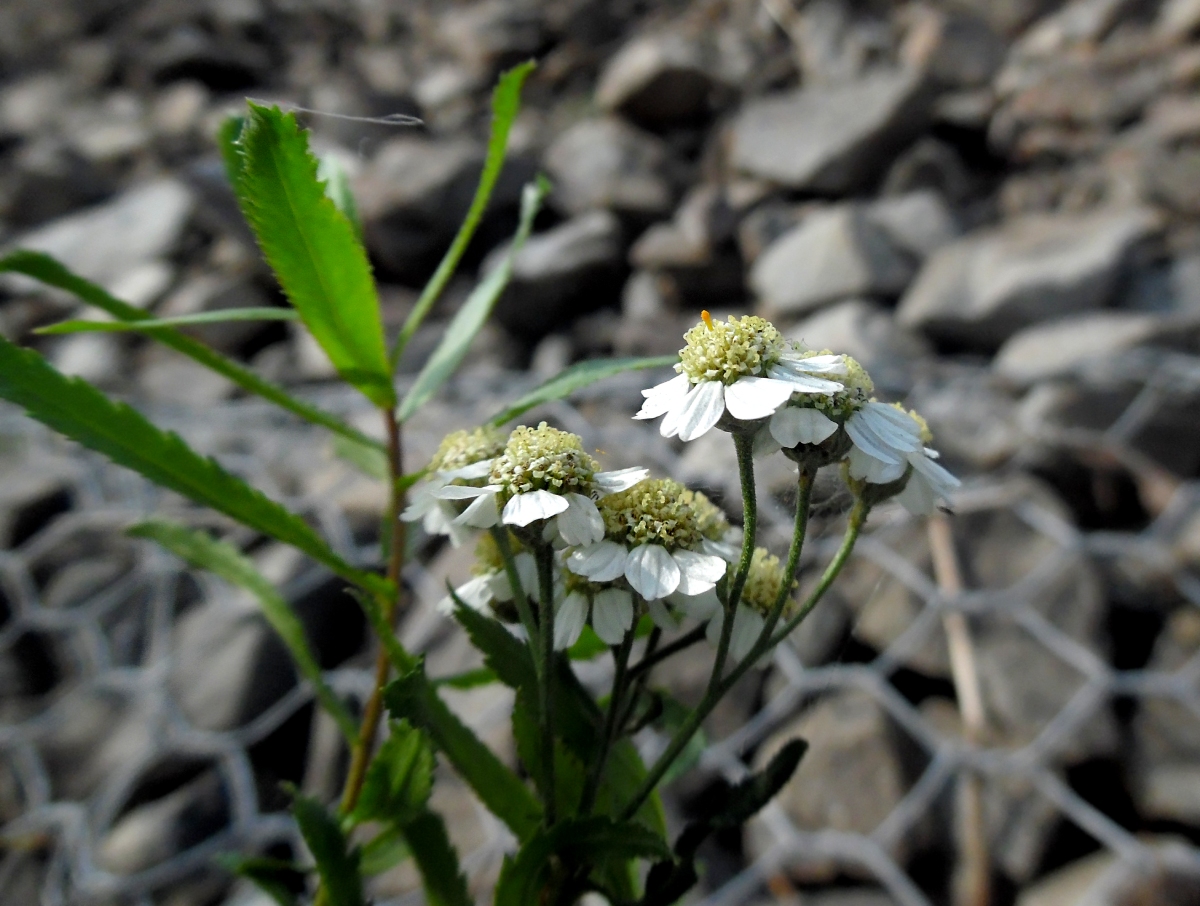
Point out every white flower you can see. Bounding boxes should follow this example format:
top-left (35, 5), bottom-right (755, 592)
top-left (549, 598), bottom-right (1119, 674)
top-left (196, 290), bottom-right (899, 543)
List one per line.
top-left (635, 314), bottom-right (844, 442)
top-left (591, 587), bottom-right (635, 645)
top-left (845, 401), bottom-right (924, 480)
top-left (568, 540), bottom-right (727, 602)
top-left (401, 427), bottom-right (507, 546)
top-left (437, 550), bottom-right (538, 615)
top-left (895, 448), bottom-right (961, 515)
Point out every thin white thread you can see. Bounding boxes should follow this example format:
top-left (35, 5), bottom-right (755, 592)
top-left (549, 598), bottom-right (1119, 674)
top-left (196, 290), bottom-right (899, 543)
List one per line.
top-left (245, 98), bottom-right (423, 127)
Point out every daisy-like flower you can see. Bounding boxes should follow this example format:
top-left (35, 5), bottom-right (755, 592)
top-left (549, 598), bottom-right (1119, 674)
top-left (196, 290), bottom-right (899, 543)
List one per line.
top-left (564, 478), bottom-right (730, 644)
top-left (846, 406), bottom-right (960, 513)
top-left (438, 531), bottom-right (538, 617)
top-left (402, 426), bottom-right (507, 546)
top-left (635, 312), bottom-right (845, 442)
top-left (432, 423), bottom-right (647, 544)
top-left (686, 547), bottom-right (793, 663)
top-left (761, 353), bottom-right (873, 458)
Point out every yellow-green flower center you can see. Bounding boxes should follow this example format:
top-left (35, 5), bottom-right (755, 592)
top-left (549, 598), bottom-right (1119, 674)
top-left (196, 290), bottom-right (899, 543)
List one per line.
top-left (785, 352), bottom-right (873, 420)
top-left (428, 426), bottom-right (506, 473)
top-left (678, 488), bottom-right (730, 541)
top-left (490, 422), bottom-right (597, 496)
top-left (897, 405), bottom-right (933, 444)
top-left (678, 315), bottom-right (786, 385)
top-left (740, 547), bottom-right (794, 615)
top-left (600, 478), bottom-right (721, 551)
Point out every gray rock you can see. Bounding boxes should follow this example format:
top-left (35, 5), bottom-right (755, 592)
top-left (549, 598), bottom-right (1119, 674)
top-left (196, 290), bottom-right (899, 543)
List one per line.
top-left (751, 204), bottom-right (915, 316)
top-left (897, 207), bottom-right (1161, 347)
top-left (789, 298), bottom-right (932, 390)
top-left (729, 68), bottom-right (932, 193)
top-left (49, 334), bottom-right (121, 386)
top-left (994, 312), bottom-right (1165, 385)
top-left (488, 210), bottom-right (625, 338)
top-left (543, 118), bottom-right (674, 218)
top-left (437, 0), bottom-right (545, 75)
top-left (596, 32), bottom-right (717, 127)
top-left (3, 179), bottom-right (193, 292)
top-left (156, 274), bottom-right (276, 354)
top-left (907, 364), bottom-right (1021, 469)
top-left (864, 189), bottom-right (960, 260)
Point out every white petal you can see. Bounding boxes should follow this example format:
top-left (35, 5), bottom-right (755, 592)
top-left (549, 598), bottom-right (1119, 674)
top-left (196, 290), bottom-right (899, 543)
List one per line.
top-left (634, 374), bottom-right (690, 419)
top-left (503, 489), bottom-right (570, 526)
top-left (896, 473), bottom-right (937, 515)
top-left (776, 352), bottom-right (847, 373)
top-left (702, 536), bottom-right (740, 563)
top-left (457, 492), bottom-right (500, 528)
top-left (557, 494), bottom-right (605, 546)
top-left (624, 544), bottom-right (681, 600)
top-left (646, 597), bottom-right (681, 631)
top-left (400, 484), bottom-right (437, 521)
top-left (555, 592), bottom-right (589, 650)
top-left (672, 549), bottom-right (728, 595)
top-left (662, 380), bottom-right (725, 442)
top-left (673, 586), bottom-right (720, 620)
top-left (766, 363), bottom-right (843, 394)
top-left (440, 575), bottom-right (494, 615)
top-left (567, 541), bottom-right (628, 582)
top-left (769, 407), bottom-right (838, 448)
top-left (440, 459), bottom-right (495, 481)
top-left (909, 450), bottom-right (961, 494)
top-left (848, 445), bottom-right (906, 483)
top-left (592, 588), bottom-right (634, 645)
top-left (594, 467), bottom-right (649, 494)
top-left (845, 410), bottom-right (908, 465)
top-left (432, 484), bottom-right (496, 500)
top-left (753, 426), bottom-right (781, 458)
top-left (729, 606), bottom-right (765, 661)
top-left (723, 377), bottom-right (795, 421)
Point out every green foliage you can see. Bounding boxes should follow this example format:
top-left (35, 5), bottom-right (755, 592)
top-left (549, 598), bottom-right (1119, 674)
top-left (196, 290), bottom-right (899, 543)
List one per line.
top-left (0, 251), bottom-right (383, 453)
top-left (490, 356), bottom-right (679, 427)
top-left (432, 667), bottom-right (498, 690)
top-left (494, 817), bottom-right (671, 906)
top-left (128, 520), bottom-right (357, 743)
top-left (235, 103), bottom-right (393, 407)
top-left (352, 720), bottom-right (434, 827)
top-left (330, 434), bottom-right (390, 480)
top-left (291, 793), bottom-right (364, 906)
top-left (392, 60), bottom-right (535, 366)
top-left (384, 660), bottom-right (543, 842)
top-left (316, 153), bottom-right (362, 238)
top-left (401, 810), bottom-right (472, 906)
top-left (219, 855), bottom-right (304, 906)
top-left (358, 827), bottom-right (410, 877)
top-left (36, 308), bottom-right (297, 334)
top-left (397, 176), bottom-right (548, 421)
top-left (0, 336), bottom-right (383, 593)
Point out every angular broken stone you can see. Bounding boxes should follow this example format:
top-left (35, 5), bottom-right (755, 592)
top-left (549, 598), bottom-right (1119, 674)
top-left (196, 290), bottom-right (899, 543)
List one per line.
top-left (596, 31), bottom-right (718, 127)
top-left (993, 311), bottom-right (1166, 385)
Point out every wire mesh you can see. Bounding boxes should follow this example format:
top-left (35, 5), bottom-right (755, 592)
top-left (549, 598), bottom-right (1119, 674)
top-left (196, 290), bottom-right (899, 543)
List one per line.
top-left (1, 353), bottom-right (1199, 905)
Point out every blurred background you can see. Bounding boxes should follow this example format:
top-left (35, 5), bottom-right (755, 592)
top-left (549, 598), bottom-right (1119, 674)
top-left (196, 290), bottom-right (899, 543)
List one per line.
top-left (3, 0), bottom-right (1200, 905)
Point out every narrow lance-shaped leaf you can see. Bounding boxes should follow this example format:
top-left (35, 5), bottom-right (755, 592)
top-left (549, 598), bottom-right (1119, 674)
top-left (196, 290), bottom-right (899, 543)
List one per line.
top-left (391, 60), bottom-right (535, 368)
top-left (350, 719), bottom-right (434, 827)
top-left (489, 355), bottom-right (678, 427)
top-left (397, 175), bottom-right (548, 421)
top-left (237, 103), bottom-right (394, 407)
top-left (0, 250), bottom-right (384, 453)
top-left (217, 855), bottom-right (304, 906)
top-left (401, 810), bottom-right (471, 906)
top-left (290, 793), bottom-right (364, 906)
top-left (317, 153), bottom-right (362, 240)
top-left (0, 336), bottom-right (385, 595)
top-left (36, 308), bottom-right (297, 335)
top-left (128, 520), bottom-right (357, 743)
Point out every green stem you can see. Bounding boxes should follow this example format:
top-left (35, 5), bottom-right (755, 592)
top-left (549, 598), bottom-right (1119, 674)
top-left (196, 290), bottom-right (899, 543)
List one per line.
top-left (619, 626), bottom-right (660, 731)
top-left (490, 528), bottom-right (539, 647)
top-left (626, 625), bottom-right (703, 681)
top-left (535, 544), bottom-right (558, 826)
top-left (760, 467), bottom-right (814, 642)
top-left (579, 624), bottom-right (637, 815)
top-left (711, 432), bottom-right (759, 685)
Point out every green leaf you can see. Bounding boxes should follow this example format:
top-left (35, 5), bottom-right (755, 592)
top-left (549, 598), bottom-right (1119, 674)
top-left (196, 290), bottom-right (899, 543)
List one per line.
top-left (358, 826), bottom-right (410, 877)
top-left (351, 719), bottom-right (434, 826)
top-left (0, 335), bottom-right (383, 594)
top-left (383, 661), bottom-right (542, 841)
top-left (0, 250), bottom-right (384, 453)
top-left (317, 153), bottom-right (362, 239)
top-left (36, 308), bottom-right (298, 334)
top-left (128, 519), bottom-right (357, 743)
top-left (511, 688), bottom-right (586, 809)
top-left (291, 793), bottom-right (364, 906)
top-left (218, 855), bottom-right (304, 906)
top-left (494, 817), bottom-right (671, 906)
top-left (432, 667), bottom-right (498, 690)
top-left (401, 809), bottom-right (471, 906)
top-left (391, 60), bottom-right (535, 368)
top-left (658, 696), bottom-right (706, 786)
top-left (331, 434), bottom-right (389, 481)
top-left (238, 103), bottom-right (393, 407)
top-left (218, 115), bottom-right (248, 189)
top-left (490, 356), bottom-right (678, 427)
top-left (397, 175), bottom-right (548, 422)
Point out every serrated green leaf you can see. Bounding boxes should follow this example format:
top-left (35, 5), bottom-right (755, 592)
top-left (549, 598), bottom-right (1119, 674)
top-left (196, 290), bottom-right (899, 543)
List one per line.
top-left (397, 176), bottom-right (548, 421)
top-left (383, 661), bottom-right (541, 841)
top-left (401, 809), bottom-right (471, 906)
top-left (36, 308), bottom-right (298, 335)
top-left (358, 826), bottom-right (410, 877)
top-left (239, 103), bottom-right (393, 407)
top-left (291, 794), bottom-right (364, 906)
top-left (317, 153), bottom-right (362, 240)
top-left (432, 667), bottom-right (497, 690)
top-left (392, 60), bottom-right (535, 367)
top-left (218, 855), bottom-right (304, 906)
top-left (490, 356), bottom-right (678, 427)
top-left (129, 519), bottom-right (357, 743)
top-left (351, 719), bottom-right (434, 826)
top-left (494, 817), bottom-right (671, 906)
top-left (0, 336), bottom-right (383, 595)
top-left (0, 250), bottom-right (384, 453)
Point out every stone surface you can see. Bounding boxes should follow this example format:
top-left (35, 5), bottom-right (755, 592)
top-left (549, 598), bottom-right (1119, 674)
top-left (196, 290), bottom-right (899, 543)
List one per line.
top-left (789, 299), bottom-right (932, 390)
top-left (751, 205), bottom-right (916, 316)
top-left (487, 210), bottom-right (625, 339)
top-left (897, 207), bottom-right (1161, 347)
top-left (730, 68), bottom-right (932, 193)
top-left (596, 32), bottom-right (717, 127)
top-left (994, 312), bottom-right (1166, 385)
top-left (864, 189), bottom-right (960, 260)
top-left (542, 117), bottom-right (674, 218)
